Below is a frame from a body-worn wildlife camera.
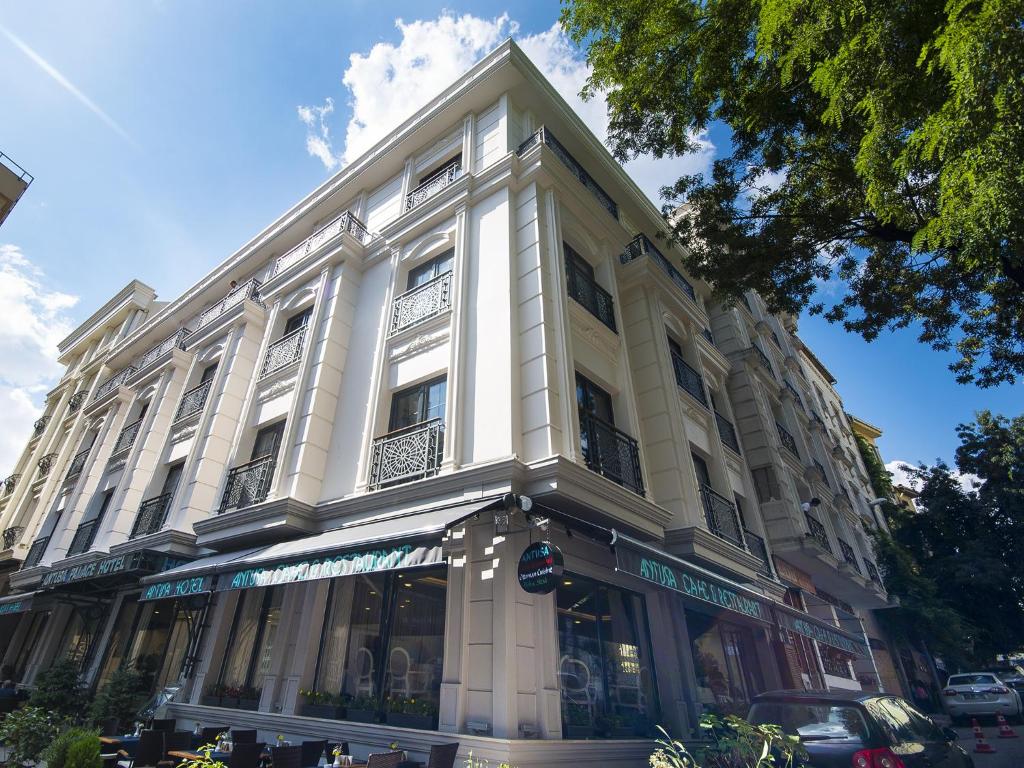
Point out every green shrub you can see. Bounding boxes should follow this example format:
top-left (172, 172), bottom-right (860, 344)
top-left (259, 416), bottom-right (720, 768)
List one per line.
top-left (649, 715), bottom-right (808, 768)
top-left (42, 727), bottom-right (102, 768)
top-left (0, 706), bottom-right (64, 765)
top-left (65, 732), bottom-right (102, 768)
top-left (28, 659), bottom-right (87, 720)
top-left (89, 667), bottom-right (146, 731)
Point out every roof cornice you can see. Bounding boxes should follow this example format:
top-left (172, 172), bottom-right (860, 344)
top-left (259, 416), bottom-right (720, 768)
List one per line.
top-left (57, 280), bottom-right (156, 357)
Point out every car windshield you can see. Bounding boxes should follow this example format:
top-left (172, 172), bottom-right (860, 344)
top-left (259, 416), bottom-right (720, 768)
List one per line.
top-left (749, 701), bottom-right (869, 741)
top-left (948, 674), bottom-right (999, 686)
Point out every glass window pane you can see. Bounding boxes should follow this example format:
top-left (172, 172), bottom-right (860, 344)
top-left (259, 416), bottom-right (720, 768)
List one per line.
top-left (315, 581), bottom-right (352, 695)
top-left (252, 589), bottom-right (284, 681)
top-left (340, 574), bottom-right (388, 704)
top-left (424, 380), bottom-right (447, 423)
top-left (220, 591), bottom-right (263, 688)
top-left (687, 611), bottom-right (760, 717)
top-left (390, 388), bottom-right (424, 431)
top-left (383, 569), bottom-right (447, 717)
top-left (96, 601), bottom-right (140, 688)
top-left (153, 603), bottom-right (200, 691)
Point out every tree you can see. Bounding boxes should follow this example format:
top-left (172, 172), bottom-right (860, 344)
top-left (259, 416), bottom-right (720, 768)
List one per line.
top-left (561, 0), bottom-right (1024, 386)
top-left (29, 658), bottom-right (88, 720)
top-left (89, 667), bottom-right (147, 732)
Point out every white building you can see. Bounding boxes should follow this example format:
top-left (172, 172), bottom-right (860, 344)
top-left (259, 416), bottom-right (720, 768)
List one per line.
top-left (0, 41), bottom-right (893, 767)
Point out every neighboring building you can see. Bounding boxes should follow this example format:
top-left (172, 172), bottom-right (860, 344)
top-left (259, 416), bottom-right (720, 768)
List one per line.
top-left (0, 41), bottom-right (897, 766)
top-left (0, 150), bottom-right (33, 227)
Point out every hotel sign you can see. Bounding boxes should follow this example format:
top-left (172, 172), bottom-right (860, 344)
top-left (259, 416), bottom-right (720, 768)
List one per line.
top-left (775, 607), bottom-right (868, 657)
top-left (140, 575), bottom-right (212, 602)
top-left (41, 550), bottom-right (153, 588)
top-left (615, 543), bottom-right (772, 624)
top-left (0, 597), bottom-right (32, 615)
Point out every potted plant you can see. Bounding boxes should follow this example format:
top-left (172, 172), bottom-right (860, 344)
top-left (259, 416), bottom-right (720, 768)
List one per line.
top-left (237, 685), bottom-right (260, 711)
top-left (383, 696), bottom-right (438, 730)
top-left (343, 693), bottom-right (377, 723)
top-left (562, 702), bottom-right (593, 739)
top-left (201, 682), bottom-right (226, 707)
top-left (298, 688), bottom-right (342, 720)
top-left (220, 685), bottom-right (241, 709)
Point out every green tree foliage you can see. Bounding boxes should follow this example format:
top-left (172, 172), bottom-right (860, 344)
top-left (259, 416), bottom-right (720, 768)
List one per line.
top-left (43, 728), bottom-right (104, 768)
top-left (561, 0), bottom-right (1024, 386)
top-left (89, 667), bottom-right (147, 732)
top-left (0, 706), bottom-right (65, 765)
top-left (64, 732), bottom-right (102, 768)
top-left (29, 658), bottom-right (88, 720)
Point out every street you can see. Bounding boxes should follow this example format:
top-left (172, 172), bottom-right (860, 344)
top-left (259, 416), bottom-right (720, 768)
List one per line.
top-left (954, 726), bottom-right (1024, 768)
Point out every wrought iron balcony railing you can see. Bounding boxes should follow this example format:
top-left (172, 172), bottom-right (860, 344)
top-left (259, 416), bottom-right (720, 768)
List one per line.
top-left (2, 526), bottom-right (24, 550)
top-left (620, 234), bottom-right (697, 302)
top-left (777, 422), bottom-right (800, 458)
top-left (566, 250), bottom-right (616, 332)
top-left (37, 453), bottom-right (58, 477)
top-left (517, 126), bottom-right (618, 219)
top-left (715, 411), bottom-right (741, 454)
top-left (173, 378), bottom-right (213, 423)
top-left (865, 559), bottom-right (883, 586)
top-left (743, 529), bottom-right (773, 578)
top-left (751, 344), bottom-right (773, 373)
top-left (3, 474), bottom-right (19, 495)
top-left (260, 326), bottom-right (307, 378)
top-left (23, 536), bottom-right (48, 568)
top-left (67, 391), bottom-right (87, 414)
top-left (671, 352), bottom-right (708, 407)
top-left (579, 411), bottom-right (644, 496)
top-left (67, 519), bottom-right (99, 556)
top-left (196, 278), bottom-right (263, 329)
top-left (390, 271), bottom-right (453, 335)
top-left (33, 415), bottom-right (48, 435)
top-left (369, 419), bottom-right (444, 490)
top-left (812, 458), bottom-right (829, 485)
top-left (134, 328), bottom-right (191, 372)
top-left (405, 163), bottom-right (462, 211)
top-left (273, 210), bottom-right (370, 276)
top-left (821, 655), bottom-right (854, 679)
top-left (700, 484), bottom-right (746, 550)
top-left (65, 447), bottom-right (91, 481)
top-left (93, 367), bottom-right (137, 402)
top-left (220, 455), bottom-right (276, 513)
top-left (111, 419), bottom-right (143, 458)
top-left (784, 380), bottom-right (804, 410)
top-left (130, 493), bottom-right (172, 538)
top-left (805, 512), bottom-right (832, 554)
top-left (838, 539), bottom-right (860, 571)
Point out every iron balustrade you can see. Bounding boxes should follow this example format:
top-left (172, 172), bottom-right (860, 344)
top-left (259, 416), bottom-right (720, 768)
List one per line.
top-left (369, 419), bottom-right (445, 490)
top-left (37, 453), bottom-right (58, 477)
top-left (838, 539), bottom-right (860, 571)
top-left (3, 526), bottom-right (23, 550)
top-left (220, 455), bottom-right (276, 513)
top-left (33, 416), bottom-right (48, 435)
top-left (744, 529), bottom-right (773, 578)
top-left (260, 326), bottom-right (307, 378)
top-left (68, 392), bottom-right (87, 414)
top-left (134, 328), bottom-right (191, 372)
top-left (93, 367), bottom-right (137, 402)
top-left (566, 253), bottom-right (616, 332)
top-left (777, 422), bottom-right (800, 458)
top-left (620, 234), bottom-right (697, 301)
top-left (67, 520), bottom-right (98, 556)
top-left (751, 344), bottom-right (773, 373)
top-left (701, 328), bottom-right (715, 344)
top-left (390, 271), bottom-right (453, 335)
top-left (65, 447), bottom-right (91, 481)
top-left (865, 559), bottom-right (883, 585)
top-left (784, 380), bottom-right (804, 410)
top-left (173, 378), bottom-right (214, 423)
top-left (715, 411), bottom-right (741, 454)
top-left (811, 411), bottom-right (825, 428)
top-left (812, 459), bottom-right (830, 487)
top-left (111, 419), bottom-right (143, 458)
top-left (196, 278), bottom-right (263, 329)
top-left (821, 656), bottom-right (854, 679)
top-left (3, 474), bottom-right (19, 495)
top-left (131, 493), bottom-right (172, 538)
top-left (405, 163), bottom-right (462, 211)
top-left (23, 537), bottom-right (48, 568)
top-left (671, 352), bottom-right (708, 406)
top-left (699, 484), bottom-right (746, 549)
top-left (805, 512), bottom-right (832, 554)
top-left (517, 126), bottom-right (619, 219)
top-left (273, 210), bottom-right (370, 276)
top-left (578, 411), bottom-right (644, 495)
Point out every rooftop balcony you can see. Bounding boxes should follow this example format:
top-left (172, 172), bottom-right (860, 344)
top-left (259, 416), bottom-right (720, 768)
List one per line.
top-left (405, 163), bottom-right (462, 211)
top-left (620, 234), bottom-right (697, 303)
top-left (220, 455), bottom-right (275, 514)
top-left (579, 411), bottom-right (644, 496)
top-left (517, 126), bottom-right (618, 219)
top-left (272, 210), bottom-right (370, 277)
top-left (389, 271), bottom-right (453, 336)
top-left (369, 419), bottom-right (444, 490)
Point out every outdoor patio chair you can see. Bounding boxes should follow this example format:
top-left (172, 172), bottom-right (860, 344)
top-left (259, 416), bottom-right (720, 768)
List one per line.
top-left (270, 745), bottom-right (302, 768)
top-left (150, 719), bottom-right (176, 732)
top-left (164, 731), bottom-right (193, 762)
top-left (227, 742), bottom-right (265, 768)
top-left (199, 727), bottom-right (228, 747)
top-left (121, 729), bottom-right (165, 768)
top-left (299, 740), bottom-right (327, 767)
top-left (426, 742), bottom-right (460, 768)
top-left (365, 752), bottom-right (404, 768)
top-left (231, 730), bottom-right (258, 744)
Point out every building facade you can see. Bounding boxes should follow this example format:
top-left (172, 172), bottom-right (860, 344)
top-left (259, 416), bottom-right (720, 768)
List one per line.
top-left (0, 42), bottom-right (898, 766)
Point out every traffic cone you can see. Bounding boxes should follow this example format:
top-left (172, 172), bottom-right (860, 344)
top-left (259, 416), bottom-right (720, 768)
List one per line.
top-left (974, 723), bottom-right (997, 754)
top-left (997, 714), bottom-right (1019, 738)
top-left (972, 717), bottom-right (984, 737)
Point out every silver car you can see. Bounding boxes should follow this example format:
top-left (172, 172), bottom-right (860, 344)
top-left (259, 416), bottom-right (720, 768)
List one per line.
top-left (943, 672), bottom-right (1023, 723)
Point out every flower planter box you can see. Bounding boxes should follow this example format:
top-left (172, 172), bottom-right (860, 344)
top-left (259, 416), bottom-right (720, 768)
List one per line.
top-left (200, 696), bottom-right (222, 707)
top-left (301, 703), bottom-right (341, 720)
top-left (345, 709), bottom-right (377, 724)
top-left (220, 697), bottom-right (240, 709)
top-left (609, 727), bottom-right (635, 739)
top-left (237, 698), bottom-right (260, 711)
top-left (564, 725), bottom-right (594, 740)
top-left (385, 712), bottom-right (435, 730)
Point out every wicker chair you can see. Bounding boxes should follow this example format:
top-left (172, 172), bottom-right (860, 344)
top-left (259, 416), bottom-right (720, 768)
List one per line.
top-left (227, 743), bottom-right (265, 768)
top-left (365, 752), bottom-right (404, 768)
top-left (270, 746), bottom-right (302, 768)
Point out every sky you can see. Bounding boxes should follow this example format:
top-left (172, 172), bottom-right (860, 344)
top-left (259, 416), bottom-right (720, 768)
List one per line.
top-left (0, 1), bottom-right (1020, 482)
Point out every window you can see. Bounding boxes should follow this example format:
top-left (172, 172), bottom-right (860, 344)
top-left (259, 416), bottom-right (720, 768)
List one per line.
top-left (565, 244), bottom-right (616, 332)
top-left (751, 466), bottom-right (781, 503)
top-left (407, 249), bottom-right (454, 290)
top-left (556, 574), bottom-right (659, 738)
top-left (95, 600), bottom-right (142, 688)
top-left (389, 377), bottom-right (447, 431)
top-left (575, 373), bottom-right (614, 424)
top-left (161, 462), bottom-right (184, 497)
top-left (56, 604), bottom-right (108, 668)
top-left (68, 489), bottom-right (113, 555)
top-left (692, 453), bottom-right (712, 489)
top-left (687, 610), bottom-right (764, 716)
top-left (200, 363), bottom-right (218, 384)
top-left (284, 307), bottom-right (313, 335)
top-left (217, 587), bottom-right (284, 695)
top-left (251, 421), bottom-right (285, 461)
top-left (10, 611), bottom-right (48, 681)
top-left (121, 600), bottom-right (199, 693)
top-left (863, 697), bottom-right (920, 744)
top-left (417, 154), bottom-right (461, 187)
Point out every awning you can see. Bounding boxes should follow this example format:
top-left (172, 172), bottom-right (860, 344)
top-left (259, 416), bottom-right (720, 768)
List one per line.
top-left (0, 591), bottom-right (36, 615)
top-left (40, 549), bottom-right (181, 593)
top-left (774, 602), bottom-right (870, 657)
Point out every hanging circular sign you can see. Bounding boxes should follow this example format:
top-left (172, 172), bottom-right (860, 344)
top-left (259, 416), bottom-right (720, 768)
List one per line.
top-left (517, 540), bottom-right (564, 594)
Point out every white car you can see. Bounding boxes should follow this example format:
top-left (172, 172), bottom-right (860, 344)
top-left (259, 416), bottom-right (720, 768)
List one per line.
top-left (943, 672), bottom-right (1023, 723)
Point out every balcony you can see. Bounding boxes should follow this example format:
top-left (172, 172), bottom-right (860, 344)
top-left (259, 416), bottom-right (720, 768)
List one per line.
top-left (134, 328), bottom-right (191, 374)
top-left (566, 251), bottom-right (616, 332)
top-left (173, 379), bottom-right (213, 423)
top-left (389, 271), bottom-right (453, 335)
top-left (671, 352), bottom-right (708, 407)
top-left (67, 520), bottom-right (99, 556)
top-left (743, 529), bottom-right (773, 578)
top-left (23, 537), bottom-right (48, 568)
top-left (838, 539), bottom-right (860, 572)
top-left (777, 422), bottom-right (800, 458)
top-left (196, 278), bottom-right (263, 330)
top-left (699, 484), bottom-right (745, 550)
top-left (812, 459), bottom-right (830, 487)
top-left (784, 380), bottom-right (804, 410)
top-left (715, 411), bottom-right (741, 454)
top-left (3, 474), bottom-right (19, 495)
top-left (220, 455), bottom-right (275, 513)
top-left (130, 493), bottom-right (172, 538)
top-left (369, 419), bottom-right (444, 490)
top-left (259, 326), bottom-right (307, 378)
top-left (750, 344), bottom-right (773, 374)
top-left (517, 126), bottom-right (618, 219)
top-left (770, 330), bottom-right (782, 349)
top-left (579, 411), bottom-right (644, 495)
top-left (93, 367), bottom-right (137, 403)
top-left (620, 234), bottom-right (696, 302)
top-left (37, 453), bottom-right (58, 478)
top-left (111, 419), bottom-right (143, 459)
top-left (65, 447), bottom-right (91, 481)
top-left (67, 391), bottom-right (87, 414)
top-left (805, 512), bottom-right (833, 554)
top-left (864, 559), bottom-right (883, 586)
top-left (405, 163), bottom-right (462, 211)
top-left (32, 415), bottom-right (48, 436)
top-left (272, 210), bottom-right (370, 277)
top-left (2, 526), bottom-right (23, 550)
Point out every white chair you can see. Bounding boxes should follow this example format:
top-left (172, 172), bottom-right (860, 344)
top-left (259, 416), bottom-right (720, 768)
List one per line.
top-left (355, 647), bottom-right (375, 696)
top-left (558, 655), bottom-right (595, 718)
top-left (387, 646), bottom-right (412, 699)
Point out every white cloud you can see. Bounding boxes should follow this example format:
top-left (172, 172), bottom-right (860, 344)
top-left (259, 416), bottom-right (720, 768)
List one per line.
top-left (0, 244), bottom-right (78, 473)
top-left (885, 459), bottom-right (980, 496)
top-left (297, 14), bottom-right (716, 206)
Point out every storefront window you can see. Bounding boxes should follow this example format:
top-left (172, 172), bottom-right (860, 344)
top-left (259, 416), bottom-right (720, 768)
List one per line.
top-left (687, 610), bottom-right (764, 716)
top-left (10, 611), bottom-right (48, 682)
top-left (556, 573), bottom-right (659, 739)
top-left (96, 601), bottom-right (141, 688)
top-left (217, 586), bottom-right (283, 696)
top-left (56, 605), bottom-right (108, 668)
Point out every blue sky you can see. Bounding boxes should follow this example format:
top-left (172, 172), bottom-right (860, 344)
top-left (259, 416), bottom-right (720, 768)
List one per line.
top-left (0, 1), bottom-right (1019, 477)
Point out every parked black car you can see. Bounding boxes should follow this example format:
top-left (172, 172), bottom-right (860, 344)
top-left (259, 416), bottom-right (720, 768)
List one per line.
top-left (748, 689), bottom-right (973, 767)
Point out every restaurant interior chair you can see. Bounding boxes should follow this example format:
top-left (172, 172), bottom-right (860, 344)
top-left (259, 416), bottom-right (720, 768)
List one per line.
top-left (150, 720), bottom-right (177, 733)
top-left (199, 727), bottom-right (228, 747)
top-left (231, 730), bottom-right (258, 744)
top-left (227, 742), bottom-right (265, 768)
top-left (387, 647), bottom-right (412, 698)
top-left (121, 730), bottom-right (166, 768)
top-left (426, 742), bottom-right (460, 768)
top-left (163, 730), bottom-right (193, 761)
top-left (299, 740), bottom-right (327, 767)
top-left (355, 648), bottom-right (374, 696)
top-left (270, 745), bottom-right (302, 768)
top-left (365, 752), bottom-right (404, 768)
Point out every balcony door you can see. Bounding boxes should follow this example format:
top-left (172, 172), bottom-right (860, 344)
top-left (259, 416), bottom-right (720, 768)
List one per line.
top-left (162, 462), bottom-right (184, 498)
top-left (389, 377), bottom-right (447, 432)
top-left (284, 307), bottom-right (313, 335)
top-left (407, 249), bottom-right (453, 290)
top-left (575, 373), bottom-right (614, 425)
top-left (251, 421), bottom-right (285, 462)
top-left (692, 453), bottom-right (712, 490)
